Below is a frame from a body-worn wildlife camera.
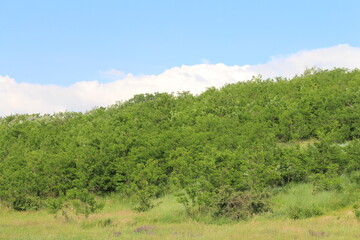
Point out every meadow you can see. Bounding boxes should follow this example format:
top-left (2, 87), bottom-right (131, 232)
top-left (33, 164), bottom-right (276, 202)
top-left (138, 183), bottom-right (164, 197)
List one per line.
top-left (1, 183), bottom-right (359, 240)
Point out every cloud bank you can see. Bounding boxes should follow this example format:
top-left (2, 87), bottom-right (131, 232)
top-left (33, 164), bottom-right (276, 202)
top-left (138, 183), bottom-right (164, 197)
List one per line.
top-left (1, 44), bottom-right (360, 116)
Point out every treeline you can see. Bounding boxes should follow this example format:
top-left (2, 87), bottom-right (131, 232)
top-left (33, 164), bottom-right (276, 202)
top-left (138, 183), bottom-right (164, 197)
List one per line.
top-left (0, 68), bottom-right (359, 219)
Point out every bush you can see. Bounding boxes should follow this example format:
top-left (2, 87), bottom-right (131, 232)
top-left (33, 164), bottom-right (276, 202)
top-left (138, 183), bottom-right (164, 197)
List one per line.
top-left (311, 164), bottom-right (342, 193)
top-left (350, 171), bottom-right (360, 185)
top-left (288, 205), bottom-right (323, 220)
top-left (311, 174), bottom-right (342, 193)
top-left (47, 188), bottom-right (104, 221)
top-left (177, 185), bottom-right (271, 221)
top-left (127, 159), bottom-right (168, 212)
top-left (46, 197), bottom-right (64, 214)
top-left (97, 218), bottom-right (113, 227)
top-left (353, 204), bottom-right (360, 220)
top-left (213, 187), bottom-right (270, 220)
top-left (12, 195), bottom-right (41, 211)
top-left (131, 186), bottom-right (158, 212)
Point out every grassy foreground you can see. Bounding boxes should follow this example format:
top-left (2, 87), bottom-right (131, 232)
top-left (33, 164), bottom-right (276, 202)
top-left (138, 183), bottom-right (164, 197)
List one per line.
top-left (1, 190), bottom-right (360, 240)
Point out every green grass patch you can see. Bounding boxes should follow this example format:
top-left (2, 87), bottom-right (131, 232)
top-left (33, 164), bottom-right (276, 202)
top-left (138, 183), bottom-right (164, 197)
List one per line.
top-left (133, 195), bottom-right (188, 224)
top-left (1, 192), bottom-right (360, 240)
top-left (269, 181), bottom-right (358, 220)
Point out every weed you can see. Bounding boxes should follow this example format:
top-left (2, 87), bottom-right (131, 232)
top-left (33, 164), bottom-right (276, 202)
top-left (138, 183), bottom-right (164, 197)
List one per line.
top-left (353, 204), bottom-right (360, 220)
top-left (288, 206), bottom-right (323, 220)
top-left (97, 218), bottom-right (113, 227)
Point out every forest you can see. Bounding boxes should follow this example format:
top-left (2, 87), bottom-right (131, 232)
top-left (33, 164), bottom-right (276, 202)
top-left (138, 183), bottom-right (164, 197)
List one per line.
top-left (0, 68), bottom-right (359, 222)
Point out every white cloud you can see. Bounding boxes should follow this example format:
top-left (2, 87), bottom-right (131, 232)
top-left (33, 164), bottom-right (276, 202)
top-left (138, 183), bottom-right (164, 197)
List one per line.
top-left (1, 44), bottom-right (360, 117)
top-left (249, 44), bottom-right (360, 78)
top-left (99, 69), bottom-right (128, 79)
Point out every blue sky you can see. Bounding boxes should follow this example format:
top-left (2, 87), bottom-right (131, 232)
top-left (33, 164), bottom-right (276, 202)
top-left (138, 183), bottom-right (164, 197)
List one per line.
top-left (1, 1), bottom-right (360, 116)
top-left (1, 0), bottom-right (359, 86)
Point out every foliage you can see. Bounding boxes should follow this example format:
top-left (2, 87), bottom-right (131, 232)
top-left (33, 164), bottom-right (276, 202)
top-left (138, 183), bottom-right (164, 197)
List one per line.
top-left (353, 204), bottom-right (360, 220)
top-left (287, 205), bottom-right (323, 220)
top-left (211, 187), bottom-right (270, 220)
top-left (1, 68), bottom-right (360, 221)
top-left (47, 188), bottom-right (104, 220)
top-left (310, 164), bottom-right (343, 193)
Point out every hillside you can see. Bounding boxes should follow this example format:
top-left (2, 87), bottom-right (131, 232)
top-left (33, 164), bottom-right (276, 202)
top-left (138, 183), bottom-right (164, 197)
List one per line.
top-left (0, 68), bottom-right (359, 222)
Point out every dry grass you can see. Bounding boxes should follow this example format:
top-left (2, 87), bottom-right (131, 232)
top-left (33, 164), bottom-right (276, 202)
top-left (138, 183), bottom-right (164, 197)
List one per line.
top-left (1, 194), bottom-right (359, 240)
top-left (277, 138), bottom-right (319, 148)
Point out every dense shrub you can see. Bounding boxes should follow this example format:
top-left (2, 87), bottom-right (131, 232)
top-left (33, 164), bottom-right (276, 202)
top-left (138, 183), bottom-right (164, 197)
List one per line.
top-left (0, 69), bottom-right (360, 221)
top-left (212, 187), bottom-right (271, 220)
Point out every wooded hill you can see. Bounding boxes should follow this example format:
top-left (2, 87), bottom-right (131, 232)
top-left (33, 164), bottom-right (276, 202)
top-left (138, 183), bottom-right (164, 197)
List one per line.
top-left (1, 68), bottom-right (359, 220)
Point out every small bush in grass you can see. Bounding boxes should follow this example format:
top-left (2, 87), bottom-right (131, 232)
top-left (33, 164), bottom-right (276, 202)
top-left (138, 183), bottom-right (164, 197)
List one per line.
top-left (213, 187), bottom-right (271, 220)
top-left (47, 197), bottom-right (64, 214)
top-left (353, 204), bottom-right (360, 220)
top-left (97, 218), bottom-right (113, 227)
top-left (12, 195), bottom-right (41, 211)
top-left (311, 174), bottom-right (343, 193)
top-left (354, 210), bottom-right (360, 220)
top-left (350, 171), bottom-right (360, 185)
top-left (131, 186), bottom-right (158, 212)
top-left (177, 185), bottom-right (271, 222)
top-left (47, 188), bottom-right (104, 221)
top-left (288, 205), bottom-right (323, 220)
top-left (310, 164), bottom-right (343, 194)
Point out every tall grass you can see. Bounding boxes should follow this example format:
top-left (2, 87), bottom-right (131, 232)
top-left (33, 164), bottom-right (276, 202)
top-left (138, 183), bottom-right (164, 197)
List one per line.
top-left (269, 180), bottom-right (358, 219)
top-left (1, 180), bottom-right (359, 239)
top-left (133, 195), bottom-right (188, 224)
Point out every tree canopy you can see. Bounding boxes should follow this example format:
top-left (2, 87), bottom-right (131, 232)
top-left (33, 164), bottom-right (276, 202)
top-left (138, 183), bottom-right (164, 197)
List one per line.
top-left (1, 68), bottom-right (359, 218)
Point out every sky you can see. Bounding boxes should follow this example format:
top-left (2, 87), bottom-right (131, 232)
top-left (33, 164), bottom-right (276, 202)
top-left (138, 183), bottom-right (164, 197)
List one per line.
top-left (1, 0), bottom-right (360, 116)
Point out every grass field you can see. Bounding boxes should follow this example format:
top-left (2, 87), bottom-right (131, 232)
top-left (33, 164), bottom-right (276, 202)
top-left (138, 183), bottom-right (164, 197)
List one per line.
top-left (1, 185), bottom-right (359, 240)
